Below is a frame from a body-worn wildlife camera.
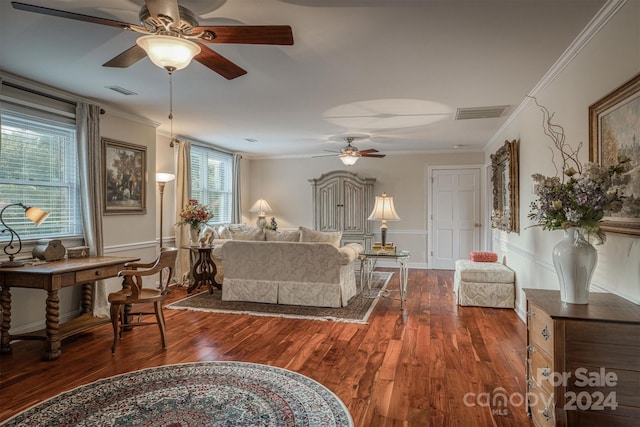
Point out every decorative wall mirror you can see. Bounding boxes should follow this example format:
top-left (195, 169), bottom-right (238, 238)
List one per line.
top-left (491, 139), bottom-right (519, 233)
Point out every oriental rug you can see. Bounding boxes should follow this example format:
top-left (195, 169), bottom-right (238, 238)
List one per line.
top-left (0, 361), bottom-right (354, 427)
top-left (167, 271), bottom-right (393, 324)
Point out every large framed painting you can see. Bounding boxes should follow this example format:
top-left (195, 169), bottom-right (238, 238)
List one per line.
top-left (491, 139), bottom-right (519, 233)
top-left (589, 73), bottom-right (640, 236)
top-left (102, 138), bottom-right (146, 214)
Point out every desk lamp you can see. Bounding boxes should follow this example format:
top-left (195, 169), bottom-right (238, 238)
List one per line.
top-left (1, 203), bottom-right (50, 267)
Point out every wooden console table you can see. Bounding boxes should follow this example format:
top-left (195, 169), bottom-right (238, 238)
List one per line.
top-left (0, 256), bottom-right (139, 361)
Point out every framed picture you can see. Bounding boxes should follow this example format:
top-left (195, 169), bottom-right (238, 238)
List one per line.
top-left (589, 73), bottom-right (640, 236)
top-left (490, 139), bottom-right (519, 233)
top-left (102, 138), bottom-right (147, 214)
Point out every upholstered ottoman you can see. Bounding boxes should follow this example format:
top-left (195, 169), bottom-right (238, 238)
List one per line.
top-left (454, 260), bottom-right (515, 308)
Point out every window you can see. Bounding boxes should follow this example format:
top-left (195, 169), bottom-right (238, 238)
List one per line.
top-left (0, 97), bottom-right (82, 241)
top-left (190, 145), bottom-right (233, 224)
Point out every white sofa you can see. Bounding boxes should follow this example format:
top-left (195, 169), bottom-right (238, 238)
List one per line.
top-left (219, 240), bottom-right (362, 307)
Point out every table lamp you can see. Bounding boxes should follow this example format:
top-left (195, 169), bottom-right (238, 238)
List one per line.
top-left (250, 198), bottom-right (273, 228)
top-left (1, 203), bottom-right (50, 267)
top-left (368, 192), bottom-right (401, 253)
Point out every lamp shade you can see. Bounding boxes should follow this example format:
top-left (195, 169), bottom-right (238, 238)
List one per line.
top-left (339, 153), bottom-right (360, 166)
top-left (249, 198), bottom-right (273, 215)
top-left (368, 192), bottom-right (401, 221)
top-left (156, 172), bottom-right (176, 183)
top-left (136, 35), bottom-right (201, 71)
top-left (24, 206), bottom-right (50, 227)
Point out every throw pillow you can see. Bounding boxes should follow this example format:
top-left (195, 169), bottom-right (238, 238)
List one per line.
top-left (469, 251), bottom-right (498, 262)
top-left (230, 229), bottom-right (266, 241)
top-left (299, 226), bottom-right (342, 248)
top-left (218, 223), bottom-right (248, 239)
top-left (265, 229), bottom-right (301, 242)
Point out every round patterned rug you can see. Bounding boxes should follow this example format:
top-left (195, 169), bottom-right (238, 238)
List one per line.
top-left (1, 361), bottom-right (354, 426)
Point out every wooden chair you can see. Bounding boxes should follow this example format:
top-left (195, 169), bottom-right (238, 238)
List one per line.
top-left (108, 247), bottom-right (178, 354)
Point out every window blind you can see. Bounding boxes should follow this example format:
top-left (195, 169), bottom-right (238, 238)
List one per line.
top-left (190, 145), bottom-right (233, 224)
top-left (0, 103), bottom-right (82, 240)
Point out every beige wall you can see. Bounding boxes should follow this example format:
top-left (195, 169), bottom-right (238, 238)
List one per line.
top-left (485, 0), bottom-right (640, 318)
top-left (8, 0), bottom-right (639, 334)
top-left (9, 111), bottom-right (160, 334)
top-left (245, 152), bottom-right (484, 267)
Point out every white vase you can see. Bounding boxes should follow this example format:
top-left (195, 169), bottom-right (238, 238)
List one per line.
top-left (190, 227), bottom-right (200, 245)
top-left (552, 227), bottom-right (597, 304)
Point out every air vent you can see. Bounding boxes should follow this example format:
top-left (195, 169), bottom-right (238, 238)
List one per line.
top-left (455, 105), bottom-right (510, 120)
top-left (105, 86), bottom-right (137, 96)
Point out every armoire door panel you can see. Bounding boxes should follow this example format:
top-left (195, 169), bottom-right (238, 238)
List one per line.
top-left (343, 180), bottom-right (365, 233)
top-left (318, 178), bottom-right (340, 231)
top-left (309, 171), bottom-right (375, 251)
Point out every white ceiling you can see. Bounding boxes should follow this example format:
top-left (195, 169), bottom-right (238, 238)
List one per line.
top-left (0, 0), bottom-right (606, 158)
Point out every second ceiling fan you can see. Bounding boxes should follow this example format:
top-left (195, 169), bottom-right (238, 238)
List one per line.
top-left (12, 0), bottom-right (294, 79)
top-left (318, 137), bottom-right (386, 166)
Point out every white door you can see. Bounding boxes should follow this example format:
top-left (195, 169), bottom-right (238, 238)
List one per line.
top-left (429, 168), bottom-right (481, 270)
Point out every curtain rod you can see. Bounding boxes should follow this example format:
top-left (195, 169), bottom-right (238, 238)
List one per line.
top-left (2, 80), bottom-right (76, 106)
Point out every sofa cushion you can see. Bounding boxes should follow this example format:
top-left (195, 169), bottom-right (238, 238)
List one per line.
top-left (218, 223), bottom-right (249, 239)
top-left (230, 229), bottom-right (266, 241)
top-left (454, 259), bottom-right (515, 283)
top-left (299, 226), bottom-right (342, 247)
top-left (265, 229), bottom-right (301, 242)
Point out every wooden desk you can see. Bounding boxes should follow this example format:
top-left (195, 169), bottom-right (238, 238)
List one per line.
top-left (0, 256), bottom-right (139, 360)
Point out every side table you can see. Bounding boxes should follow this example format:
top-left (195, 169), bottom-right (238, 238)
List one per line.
top-left (359, 250), bottom-right (410, 308)
top-left (186, 245), bottom-right (221, 294)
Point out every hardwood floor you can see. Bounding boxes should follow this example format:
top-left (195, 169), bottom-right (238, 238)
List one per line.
top-left (0, 269), bottom-right (533, 426)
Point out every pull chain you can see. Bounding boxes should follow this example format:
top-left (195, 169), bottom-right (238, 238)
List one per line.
top-left (167, 67), bottom-right (176, 147)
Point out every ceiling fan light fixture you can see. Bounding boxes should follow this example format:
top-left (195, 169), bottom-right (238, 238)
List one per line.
top-left (339, 152), bottom-right (361, 166)
top-left (136, 35), bottom-right (201, 71)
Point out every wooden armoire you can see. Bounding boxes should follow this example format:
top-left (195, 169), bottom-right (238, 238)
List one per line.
top-left (309, 171), bottom-right (376, 251)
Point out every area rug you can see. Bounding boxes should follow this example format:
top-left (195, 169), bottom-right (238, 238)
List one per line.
top-left (167, 271), bottom-right (393, 324)
top-left (1, 361), bottom-right (354, 427)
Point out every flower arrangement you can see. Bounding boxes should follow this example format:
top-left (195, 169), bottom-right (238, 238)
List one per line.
top-left (177, 199), bottom-right (213, 230)
top-left (527, 99), bottom-right (630, 244)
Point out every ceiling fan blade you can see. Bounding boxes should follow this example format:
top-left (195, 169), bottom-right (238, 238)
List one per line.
top-left (195, 26), bottom-right (294, 45)
top-left (145, 0), bottom-right (181, 25)
top-left (358, 148), bottom-right (379, 154)
top-left (194, 45), bottom-right (247, 80)
top-left (361, 154), bottom-right (386, 158)
top-left (103, 45), bottom-right (147, 68)
top-left (11, 2), bottom-right (132, 29)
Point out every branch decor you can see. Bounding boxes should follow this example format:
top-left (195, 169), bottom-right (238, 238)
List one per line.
top-left (527, 98), bottom-right (631, 244)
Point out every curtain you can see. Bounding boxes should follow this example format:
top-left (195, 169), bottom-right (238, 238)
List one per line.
top-left (76, 102), bottom-right (107, 316)
top-left (232, 153), bottom-right (242, 223)
top-left (175, 139), bottom-right (192, 284)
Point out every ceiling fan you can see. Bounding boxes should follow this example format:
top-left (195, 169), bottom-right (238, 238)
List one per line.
top-left (11, 0), bottom-right (294, 80)
top-left (316, 137), bottom-right (386, 166)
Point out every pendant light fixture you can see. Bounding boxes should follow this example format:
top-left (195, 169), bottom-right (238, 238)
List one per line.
top-left (136, 35), bottom-right (201, 72)
top-left (136, 34), bottom-right (201, 148)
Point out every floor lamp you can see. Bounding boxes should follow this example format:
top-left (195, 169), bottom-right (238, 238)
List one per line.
top-left (156, 173), bottom-right (175, 248)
